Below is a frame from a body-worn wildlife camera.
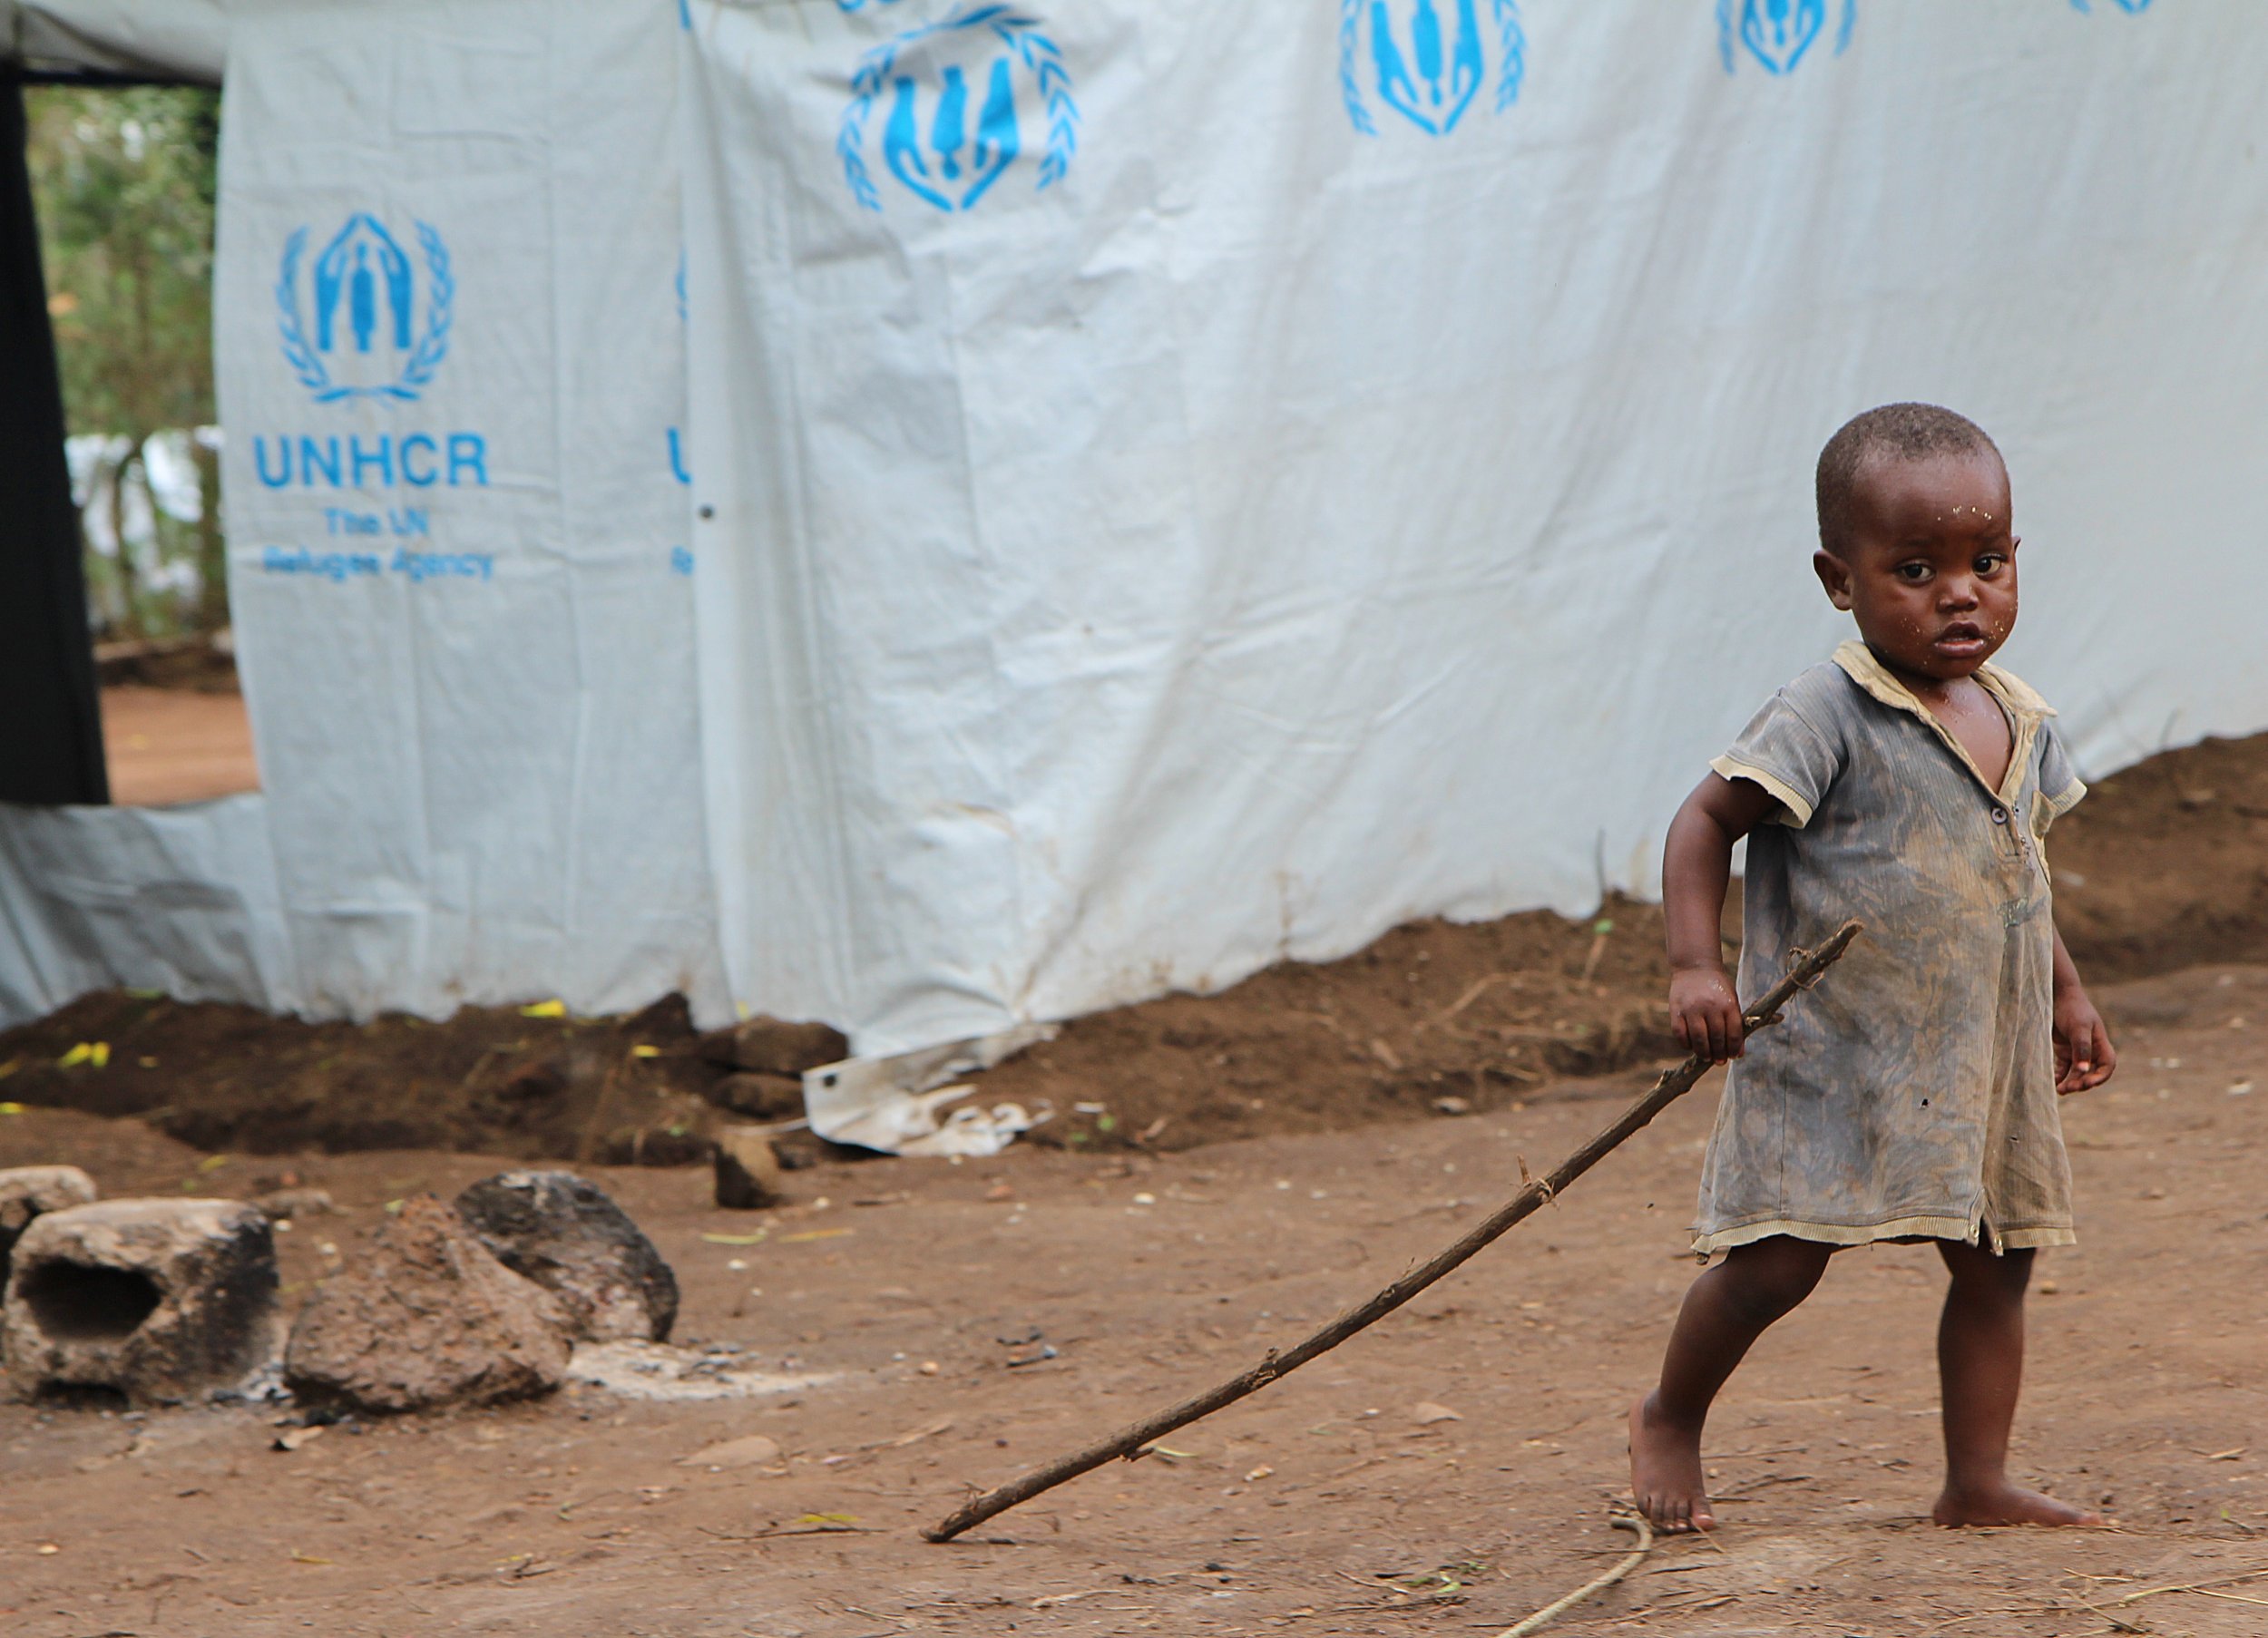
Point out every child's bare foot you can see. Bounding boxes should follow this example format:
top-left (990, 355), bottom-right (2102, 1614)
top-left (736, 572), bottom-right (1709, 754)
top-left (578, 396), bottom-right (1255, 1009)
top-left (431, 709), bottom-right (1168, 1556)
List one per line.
top-left (1628, 1392), bottom-right (1715, 1533)
top-left (1931, 1479), bottom-right (2104, 1527)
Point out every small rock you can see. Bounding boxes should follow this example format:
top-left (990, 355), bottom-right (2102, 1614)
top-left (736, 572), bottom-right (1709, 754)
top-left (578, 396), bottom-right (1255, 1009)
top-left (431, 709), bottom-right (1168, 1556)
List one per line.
top-left (713, 1127), bottom-right (787, 1212)
top-left (677, 1433), bottom-right (782, 1470)
top-left (696, 1017), bottom-right (848, 1077)
top-left (708, 1072), bottom-right (804, 1120)
top-left (250, 1187), bottom-right (337, 1222)
top-left (494, 1058), bottom-right (569, 1102)
top-left (0, 1165), bottom-right (99, 1288)
top-left (455, 1172), bottom-right (678, 1342)
top-left (286, 1195), bottom-right (570, 1413)
top-left (5, 1197), bottom-right (279, 1407)
top-left (1412, 1400), bottom-right (1461, 1425)
top-left (1431, 1096), bottom-right (1471, 1116)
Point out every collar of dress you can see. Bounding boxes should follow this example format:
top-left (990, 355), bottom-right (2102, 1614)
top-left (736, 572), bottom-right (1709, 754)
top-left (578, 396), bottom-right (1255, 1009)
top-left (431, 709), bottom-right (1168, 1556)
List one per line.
top-left (1831, 639), bottom-right (2051, 805)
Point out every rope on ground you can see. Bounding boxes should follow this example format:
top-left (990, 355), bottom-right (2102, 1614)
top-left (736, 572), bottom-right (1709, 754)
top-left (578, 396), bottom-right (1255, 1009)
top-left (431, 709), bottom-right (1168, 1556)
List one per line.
top-left (1491, 1514), bottom-right (1655, 1638)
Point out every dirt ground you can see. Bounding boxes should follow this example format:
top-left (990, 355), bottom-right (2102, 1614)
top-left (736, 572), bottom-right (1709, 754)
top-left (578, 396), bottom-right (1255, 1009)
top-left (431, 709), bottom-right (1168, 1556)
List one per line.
top-left (1, 735), bottom-right (2265, 1634)
top-left (2, 962), bottom-right (2264, 1636)
top-left (100, 685), bottom-right (259, 807)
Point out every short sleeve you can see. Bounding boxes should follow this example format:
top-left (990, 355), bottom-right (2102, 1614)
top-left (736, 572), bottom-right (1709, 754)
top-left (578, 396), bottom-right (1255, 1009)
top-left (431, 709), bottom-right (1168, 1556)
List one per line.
top-left (2037, 718), bottom-right (2086, 821)
top-left (1709, 688), bottom-right (1843, 828)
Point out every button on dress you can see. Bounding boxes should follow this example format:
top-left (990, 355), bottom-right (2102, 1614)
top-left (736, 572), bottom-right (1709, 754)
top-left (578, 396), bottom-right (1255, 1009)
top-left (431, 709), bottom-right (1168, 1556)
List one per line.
top-left (1692, 641), bottom-right (2087, 1256)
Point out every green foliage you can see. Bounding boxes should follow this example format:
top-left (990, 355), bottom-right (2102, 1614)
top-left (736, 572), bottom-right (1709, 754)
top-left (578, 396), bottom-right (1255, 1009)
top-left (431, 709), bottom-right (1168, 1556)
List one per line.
top-left (25, 85), bottom-right (224, 639)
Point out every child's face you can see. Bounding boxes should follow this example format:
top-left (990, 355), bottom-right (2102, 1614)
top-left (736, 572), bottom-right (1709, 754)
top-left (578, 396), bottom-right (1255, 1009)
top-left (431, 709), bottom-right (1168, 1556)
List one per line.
top-left (1813, 450), bottom-right (2017, 685)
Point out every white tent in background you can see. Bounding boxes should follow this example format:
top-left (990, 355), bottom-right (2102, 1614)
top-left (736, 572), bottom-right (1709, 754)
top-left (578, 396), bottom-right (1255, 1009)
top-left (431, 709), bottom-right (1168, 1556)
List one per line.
top-left (5, 4), bottom-right (2266, 1095)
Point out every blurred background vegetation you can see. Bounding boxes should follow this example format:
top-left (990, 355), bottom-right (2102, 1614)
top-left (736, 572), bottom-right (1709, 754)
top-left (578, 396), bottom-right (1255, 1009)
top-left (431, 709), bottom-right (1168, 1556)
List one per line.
top-left (26, 83), bottom-right (224, 644)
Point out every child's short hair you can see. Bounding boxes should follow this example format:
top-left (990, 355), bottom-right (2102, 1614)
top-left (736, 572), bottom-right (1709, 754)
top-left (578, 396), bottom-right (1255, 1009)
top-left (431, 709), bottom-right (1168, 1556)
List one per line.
top-left (1815, 403), bottom-right (2002, 557)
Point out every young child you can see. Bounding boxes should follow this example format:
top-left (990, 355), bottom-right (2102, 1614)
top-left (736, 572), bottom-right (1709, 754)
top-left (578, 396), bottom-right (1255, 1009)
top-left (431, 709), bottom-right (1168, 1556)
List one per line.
top-left (1628, 403), bottom-right (2116, 1534)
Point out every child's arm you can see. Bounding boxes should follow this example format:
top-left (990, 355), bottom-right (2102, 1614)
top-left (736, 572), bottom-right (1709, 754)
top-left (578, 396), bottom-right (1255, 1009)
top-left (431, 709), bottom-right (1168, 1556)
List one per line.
top-left (2049, 922), bottom-right (2116, 1093)
top-left (1663, 773), bottom-right (1779, 1062)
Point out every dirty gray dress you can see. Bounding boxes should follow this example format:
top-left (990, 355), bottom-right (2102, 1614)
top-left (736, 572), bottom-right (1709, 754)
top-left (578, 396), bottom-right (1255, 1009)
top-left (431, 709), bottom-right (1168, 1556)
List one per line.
top-left (1692, 640), bottom-right (2086, 1256)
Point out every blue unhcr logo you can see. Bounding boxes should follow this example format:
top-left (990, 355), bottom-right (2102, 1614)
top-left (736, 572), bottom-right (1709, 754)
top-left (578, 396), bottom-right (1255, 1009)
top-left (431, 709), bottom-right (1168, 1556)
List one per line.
top-left (838, 5), bottom-right (1079, 212)
top-left (1341, 0), bottom-right (1524, 136)
top-left (2069, 1), bottom-right (2154, 13)
top-left (1717, 0), bottom-right (1855, 75)
top-left (277, 213), bottom-right (453, 404)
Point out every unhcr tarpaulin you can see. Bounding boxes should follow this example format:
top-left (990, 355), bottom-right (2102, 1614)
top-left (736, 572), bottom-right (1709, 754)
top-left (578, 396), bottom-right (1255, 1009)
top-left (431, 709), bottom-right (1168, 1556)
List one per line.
top-left (2, 0), bottom-right (725, 1023)
top-left (679, 0), bottom-right (2268, 1054)
top-left (5, 3), bottom-right (2268, 1068)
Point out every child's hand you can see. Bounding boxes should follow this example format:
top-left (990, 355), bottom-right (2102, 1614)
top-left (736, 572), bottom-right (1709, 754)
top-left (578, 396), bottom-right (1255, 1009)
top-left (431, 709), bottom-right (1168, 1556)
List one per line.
top-left (1670, 966), bottom-right (1745, 1062)
top-left (2053, 989), bottom-right (2116, 1094)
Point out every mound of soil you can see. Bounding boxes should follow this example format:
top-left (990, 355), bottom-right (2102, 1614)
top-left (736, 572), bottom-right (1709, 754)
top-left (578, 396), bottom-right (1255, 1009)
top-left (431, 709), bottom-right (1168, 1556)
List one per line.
top-left (996, 899), bottom-right (1677, 1152)
top-left (2044, 730), bottom-right (2268, 980)
top-left (0, 991), bottom-right (732, 1165)
top-left (4, 727), bottom-right (2263, 1160)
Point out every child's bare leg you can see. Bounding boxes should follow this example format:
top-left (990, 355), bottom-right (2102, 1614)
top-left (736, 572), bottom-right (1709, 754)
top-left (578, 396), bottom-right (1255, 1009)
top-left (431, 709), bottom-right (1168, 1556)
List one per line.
top-left (1930, 1239), bottom-right (2101, 1526)
top-left (1630, 1236), bottom-right (1833, 1532)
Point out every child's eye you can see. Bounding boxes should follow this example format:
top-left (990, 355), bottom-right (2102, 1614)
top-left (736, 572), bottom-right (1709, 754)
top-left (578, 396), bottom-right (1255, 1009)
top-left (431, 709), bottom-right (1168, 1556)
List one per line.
top-left (1894, 562), bottom-right (1931, 584)
top-left (1974, 553), bottom-right (2007, 575)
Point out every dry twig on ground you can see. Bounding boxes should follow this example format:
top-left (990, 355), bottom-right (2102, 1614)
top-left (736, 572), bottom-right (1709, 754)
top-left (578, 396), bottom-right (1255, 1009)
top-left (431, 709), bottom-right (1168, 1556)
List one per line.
top-left (1492, 1514), bottom-right (1655, 1637)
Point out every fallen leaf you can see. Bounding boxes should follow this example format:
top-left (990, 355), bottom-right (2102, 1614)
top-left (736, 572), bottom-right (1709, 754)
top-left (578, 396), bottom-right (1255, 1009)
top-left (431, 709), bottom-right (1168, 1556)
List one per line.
top-left (289, 1550), bottom-right (334, 1565)
top-left (701, 1230), bottom-right (770, 1246)
top-left (630, 1044), bottom-right (661, 1058)
top-left (794, 1512), bottom-right (861, 1526)
top-left (780, 1228), bottom-right (853, 1243)
top-left (1412, 1401), bottom-right (1461, 1426)
top-left (273, 1425), bottom-right (327, 1452)
top-left (520, 999), bottom-right (567, 1019)
top-left (0, 1103), bottom-right (21, 1116)
top-left (197, 1154), bottom-right (231, 1173)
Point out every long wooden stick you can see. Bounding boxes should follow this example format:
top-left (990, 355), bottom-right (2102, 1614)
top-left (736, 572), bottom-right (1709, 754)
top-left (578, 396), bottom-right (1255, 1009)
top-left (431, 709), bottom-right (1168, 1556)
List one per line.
top-left (923, 920), bottom-right (1861, 1543)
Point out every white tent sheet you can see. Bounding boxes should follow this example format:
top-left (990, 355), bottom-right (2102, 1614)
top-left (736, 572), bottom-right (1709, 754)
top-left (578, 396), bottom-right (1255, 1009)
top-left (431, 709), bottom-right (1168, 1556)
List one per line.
top-left (5, 1), bottom-right (2267, 1058)
top-left (1, 0), bottom-right (727, 1026)
top-left (683, 0), bottom-right (2268, 1054)
top-left (8, 1), bottom-right (225, 83)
